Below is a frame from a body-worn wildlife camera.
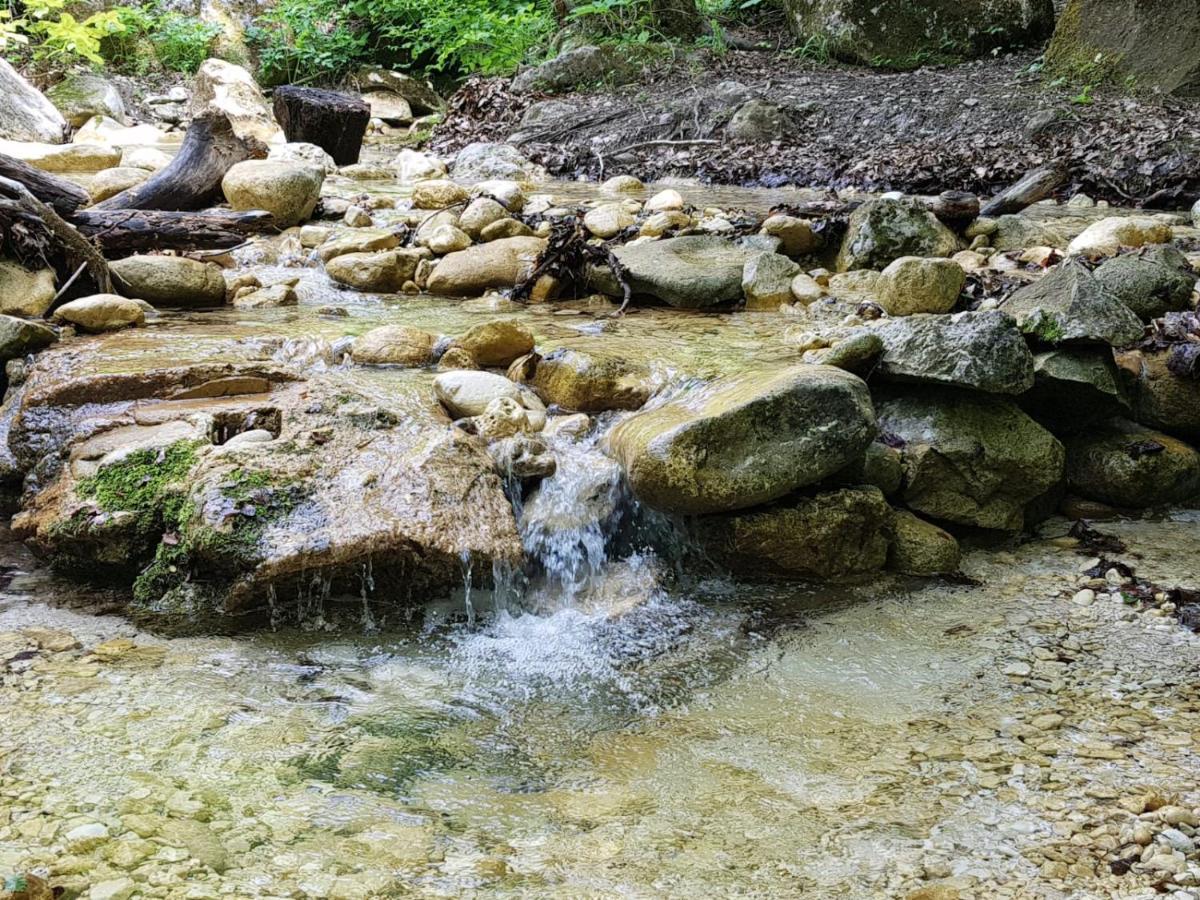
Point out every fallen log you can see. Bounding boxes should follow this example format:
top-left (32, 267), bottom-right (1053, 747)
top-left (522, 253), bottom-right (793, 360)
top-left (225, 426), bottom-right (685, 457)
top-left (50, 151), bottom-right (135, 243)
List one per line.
top-left (95, 112), bottom-right (266, 212)
top-left (273, 86), bottom-right (369, 166)
top-left (0, 153), bottom-right (90, 217)
top-left (70, 208), bottom-right (277, 254)
top-left (981, 165), bottom-right (1067, 217)
top-left (0, 175), bottom-right (111, 294)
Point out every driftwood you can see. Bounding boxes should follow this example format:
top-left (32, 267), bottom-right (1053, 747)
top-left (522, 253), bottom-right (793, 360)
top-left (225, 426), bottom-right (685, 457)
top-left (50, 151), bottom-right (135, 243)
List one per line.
top-left (71, 208), bottom-right (277, 254)
top-left (981, 165), bottom-right (1067, 217)
top-left (925, 190), bottom-right (980, 229)
top-left (273, 86), bottom-right (369, 166)
top-left (512, 215), bottom-right (634, 314)
top-left (95, 113), bottom-right (266, 212)
top-left (0, 175), bottom-right (111, 294)
top-left (0, 153), bottom-right (90, 217)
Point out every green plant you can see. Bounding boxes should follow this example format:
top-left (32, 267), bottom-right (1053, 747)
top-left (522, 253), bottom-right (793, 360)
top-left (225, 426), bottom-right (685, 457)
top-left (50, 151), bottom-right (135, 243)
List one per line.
top-left (9, 0), bottom-right (127, 66)
top-left (1071, 84), bottom-right (1094, 105)
top-left (153, 13), bottom-right (222, 73)
top-left (791, 33), bottom-right (832, 65)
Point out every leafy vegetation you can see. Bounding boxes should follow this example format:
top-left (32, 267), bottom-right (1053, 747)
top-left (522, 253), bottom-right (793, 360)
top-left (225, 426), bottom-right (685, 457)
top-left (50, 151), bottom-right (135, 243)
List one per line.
top-left (2, 0), bottom-right (126, 66)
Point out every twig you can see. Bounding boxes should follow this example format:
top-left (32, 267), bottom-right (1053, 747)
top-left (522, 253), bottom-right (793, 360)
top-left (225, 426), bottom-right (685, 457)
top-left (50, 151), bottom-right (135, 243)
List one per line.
top-left (51, 262), bottom-right (87, 303)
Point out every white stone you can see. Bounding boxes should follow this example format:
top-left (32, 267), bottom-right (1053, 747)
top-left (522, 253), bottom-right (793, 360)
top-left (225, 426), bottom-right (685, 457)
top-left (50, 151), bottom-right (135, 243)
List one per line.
top-left (190, 58), bottom-right (283, 144)
top-left (0, 58), bottom-right (66, 143)
top-left (644, 188), bottom-right (684, 212)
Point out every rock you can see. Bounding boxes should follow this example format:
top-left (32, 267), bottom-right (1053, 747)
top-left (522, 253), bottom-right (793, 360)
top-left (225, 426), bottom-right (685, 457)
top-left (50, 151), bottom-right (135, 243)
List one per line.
top-left (344, 204), bottom-right (372, 228)
top-left (725, 99), bottom-right (789, 142)
top-left (1004, 259), bottom-right (1144, 346)
top-left (1066, 419), bottom-right (1200, 508)
top-left (762, 214), bottom-right (818, 256)
top-left (221, 160), bottom-right (324, 228)
top-left (268, 141), bottom-right (337, 174)
top-left (425, 224), bottom-right (472, 255)
top-left (231, 283), bottom-right (297, 309)
top-left (837, 198), bottom-right (961, 272)
top-left (350, 325), bottom-right (437, 366)
top-left (833, 441), bottom-right (903, 496)
top-left (606, 365), bottom-right (875, 515)
top-left (742, 252), bottom-right (801, 310)
top-left (512, 45), bottom-right (637, 94)
top-left (457, 320), bottom-right (534, 367)
top-left (523, 349), bottom-right (651, 412)
top-left (790, 272), bottom-right (824, 304)
top-left (452, 142), bottom-right (542, 181)
top-left (1117, 347), bottom-right (1200, 439)
top-left (877, 389), bottom-right (1065, 530)
top-left (1193, 198), bottom-right (1200, 227)
top-left (46, 74), bottom-right (125, 128)
top-left (481, 218), bottom-right (534, 241)
top-left (433, 371), bottom-right (545, 428)
top-left (873, 311), bottom-right (1035, 394)
top-left (110, 255), bottom-right (226, 308)
top-left (639, 210), bottom-right (690, 238)
top-left (877, 256), bottom-right (965, 315)
top-left (0, 58), bottom-right (66, 143)
top-left (590, 235), bottom-right (756, 309)
top-left (326, 249), bottom-right (421, 293)
top-left (989, 214), bottom-right (1070, 251)
top-left (0, 261), bottom-right (56, 317)
top-left (0, 139), bottom-right (121, 173)
top-left (781, 0), bottom-right (1054, 66)
top-left (72, 116), bottom-right (163, 146)
top-left (51, 294), bottom-right (145, 333)
top-left (412, 179), bottom-right (470, 210)
top-left (490, 434), bottom-right (556, 481)
top-left (474, 179), bottom-right (526, 212)
top-left (355, 67), bottom-right (442, 114)
top-left (1047, 0), bottom-right (1200, 97)
top-left (1066, 216), bottom-right (1174, 259)
top-left (820, 332), bottom-right (884, 375)
top-left (363, 91), bottom-right (413, 124)
top-left (602, 174), bottom-right (643, 193)
top-left (121, 145), bottom-right (172, 171)
top-left (474, 396), bottom-right (536, 440)
top-left (0, 315), bottom-right (56, 362)
top-left (315, 229), bottom-right (403, 262)
top-left (700, 486), bottom-right (892, 579)
top-left (888, 510), bottom-right (960, 575)
top-left (642, 189), bottom-right (681, 213)
top-left (1021, 349), bottom-right (1130, 431)
top-left (89, 878), bottom-right (135, 900)
top-left (427, 237), bottom-right (546, 296)
top-left (87, 166), bottom-right (150, 203)
top-left (392, 149), bottom-right (447, 182)
top-left (189, 58), bottom-right (282, 144)
top-left (1093, 248), bottom-right (1196, 320)
top-left (584, 204), bottom-right (635, 239)
top-left (459, 198), bottom-right (508, 238)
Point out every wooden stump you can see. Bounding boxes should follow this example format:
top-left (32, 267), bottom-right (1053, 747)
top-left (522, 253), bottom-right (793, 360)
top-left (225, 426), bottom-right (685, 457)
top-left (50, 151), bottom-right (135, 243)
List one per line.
top-left (0, 153), bottom-right (90, 217)
top-left (273, 86), bottom-right (370, 167)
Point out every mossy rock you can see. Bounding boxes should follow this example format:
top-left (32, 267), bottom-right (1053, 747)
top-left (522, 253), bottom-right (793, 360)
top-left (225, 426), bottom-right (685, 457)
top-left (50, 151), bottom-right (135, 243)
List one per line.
top-left (1066, 420), bottom-right (1200, 509)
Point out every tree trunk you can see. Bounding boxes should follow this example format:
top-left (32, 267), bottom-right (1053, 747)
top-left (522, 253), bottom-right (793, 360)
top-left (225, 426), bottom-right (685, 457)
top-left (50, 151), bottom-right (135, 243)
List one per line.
top-left (981, 165), bottom-right (1068, 217)
top-left (273, 86), bottom-right (370, 166)
top-left (70, 209), bottom-right (277, 254)
top-left (650, 0), bottom-right (704, 40)
top-left (95, 112), bottom-right (267, 212)
top-left (0, 154), bottom-right (90, 218)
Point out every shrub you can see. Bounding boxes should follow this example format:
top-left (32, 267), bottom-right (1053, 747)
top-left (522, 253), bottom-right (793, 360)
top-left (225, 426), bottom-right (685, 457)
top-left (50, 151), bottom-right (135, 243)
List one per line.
top-left (152, 13), bottom-right (222, 73)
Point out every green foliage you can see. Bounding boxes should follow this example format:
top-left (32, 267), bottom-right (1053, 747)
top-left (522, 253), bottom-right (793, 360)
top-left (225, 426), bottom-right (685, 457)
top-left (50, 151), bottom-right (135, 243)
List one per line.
top-left (151, 13), bottom-right (222, 73)
top-left (3, 0), bottom-right (128, 66)
top-left (248, 0), bottom-right (554, 85)
top-left (790, 33), bottom-right (832, 65)
top-left (77, 441), bottom-right (200, 517)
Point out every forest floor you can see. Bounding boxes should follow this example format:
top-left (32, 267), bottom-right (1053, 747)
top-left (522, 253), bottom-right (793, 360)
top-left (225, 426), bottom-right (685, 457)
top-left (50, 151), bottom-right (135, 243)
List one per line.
top-left (432, 49), bottom-right (1200, 206)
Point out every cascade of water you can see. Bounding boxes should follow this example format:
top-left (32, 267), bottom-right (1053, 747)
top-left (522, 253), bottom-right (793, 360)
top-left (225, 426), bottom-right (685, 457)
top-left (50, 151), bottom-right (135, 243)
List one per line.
top-left (360, 559), bottom-right (377, 633)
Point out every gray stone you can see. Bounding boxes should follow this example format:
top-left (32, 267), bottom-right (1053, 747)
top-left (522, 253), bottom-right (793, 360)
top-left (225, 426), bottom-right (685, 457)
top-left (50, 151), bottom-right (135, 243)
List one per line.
top-left (1021, 349), bottom-right (1130, 431)
top-left (0, 315), bottom-right (56, 362)
top-left (512, 46), bottom-right (637, 94)
top-left (0, 261), bottom-right (56, 318)
top-left (742, 252), bottom-right (801, 310)
top-left (1066, 419), bottom-right (1200, 508)
top-left (1004, 259), bottom-right (1144, 346)
top-left (1093, 248), bottom-right (1196, 321)
top-left (0, 58), bottom-right (67, 143)
top-left (355, 67), bottom-right (442, 114)
top-left (836, 198), bottom-right (960, 272)
top-left (591, 236), bottom-right (757, 309)
top-left (452, 142), bottom-right (541, 181)
top-left (221, 160), bottom-right (324, 228)
top-left (110, 256), bottom-right (226, 308)
top-left (46, 74), bottom-right (125, 128)
top-left (874, 311), bottom-right (1035, 394)
top-left (725, 100), bottom-right (789, 142)
top-left (888, 510), bottom-right (961, 576)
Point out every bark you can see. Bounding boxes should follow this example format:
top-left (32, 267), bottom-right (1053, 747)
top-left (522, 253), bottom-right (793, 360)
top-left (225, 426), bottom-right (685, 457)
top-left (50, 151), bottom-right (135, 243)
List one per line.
top-left (981, 165), bottom-right (1068, 217)
top-left (273, 86), bottom-right (370, 166)
top-left (0, 153), bottom-right (90, 217)
top-left (70, 209), bottom-right (276, 254)
top-left (95, 112), bottom-right (267, 212)
top-left (0, 175), bottom-right (111, 294)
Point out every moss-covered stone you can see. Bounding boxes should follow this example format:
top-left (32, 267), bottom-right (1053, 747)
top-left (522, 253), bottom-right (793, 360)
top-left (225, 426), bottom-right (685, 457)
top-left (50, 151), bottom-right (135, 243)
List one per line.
top-left (1066, 420), bottom-right (1200, 509)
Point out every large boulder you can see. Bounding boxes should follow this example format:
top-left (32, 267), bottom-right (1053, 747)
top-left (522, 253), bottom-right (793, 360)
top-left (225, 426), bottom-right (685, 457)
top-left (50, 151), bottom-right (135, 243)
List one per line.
top-left (1003, 259), bottom-right (1144, 347)
top-left (0, 315), bottom-right (56, 362)
top-left (1065, 216), bottom-right (1174, 260)
top-left (350, 325), bottom-right (436, 366)
top-left (1116, 347), bottom-right (1200, 440)
top-left (1047, 0), bottom-right (1200, 97)
top-left (0, 140), bottom-right (121, 173)
top-left (742, 252), bottom-right (801, 310)
top-left (355, 67), bottom-right (443, 114)
top-left (7, 347), bottom-right (521, 633)
top-left (110, 256), bottom-right (226, 308)
top-left (0, 261), bottom-right (56, 318)
top-left (888, 510), bottom-right (960, 576)
top-left (836, 198), bottom-right (960, 272)
top-left (781, 0), bottom-right (1055, 67)
top-left (222, 160), bottom-right (323, 228)
top-left (877, 389), bottom-right (1065, 531)
top-left (873, 311), bottom-right (1035, 395)
top-left (1093, 248), bottom-right (1196, 321)
top-left (189, 58), bottom-right (282, 145)
top-left (426, 237), bottom-right (546, 296)
top-left (606, 365), bottom-right (876, 515)
top-left (590, 236), bottom-right (757, 309)
top-left (452, 143), bottom-right (542, 181)
top-left (1020, 349), bottom-right (1130, 432)
top-left (325, 250), bottom-right (422, 293)
top-left (46, 74), bottom-right (126, 128)
top-left (0, 59), bottom-right (67, 143)
top-left (877, 256), bottom-right (965, 316)
top-left (696, 486), bottom-right (892, 580)
top-left (512, 46), bottom-right (637, 94)
top-left (521, 349), bottom-right (651, 412)
top-left (455, 320), bottom-right (534, 367)
top-left (1066, 420), bottom-right (1200, 509)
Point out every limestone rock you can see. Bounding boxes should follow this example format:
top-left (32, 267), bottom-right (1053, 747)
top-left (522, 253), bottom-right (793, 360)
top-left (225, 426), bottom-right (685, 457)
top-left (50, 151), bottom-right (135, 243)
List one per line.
top-left (110, 256), bottom-right (226, 308)
top-left (762, 214), bottom-right (818, 256)
top-left (452, 142), bottom-right (542, 181)
top-left (412, 179), bottom-right (469, 210)
top-left (222, 160), bottom-right (324, 228)
top-left (0, 139), bottom-right (120, 173)
top-left (459, 198), bottom-right (507, 239)
top-left (0, 261), bottom-right (56, 318)
top-left (392, 149), bottom-right (447, 182)
top-left (363, 91), bottom-right (412, 125)
top-left (426, 237), bottom-right (546, 296)
top-left (698, 486), bottom-right (892, 579)
top-left (268, 141), bottom-right (337, 174)
top-left (877, 256), bottom-right (965, 316)
top-left (1093, 247), bottom-right (1196, 320)
top-left (512, 46), bottom-right (636, 94)
top-left (645, 189), bottom-right (684, 213)
top-left (425, 224), bottom-right (472, 255)
top-left (456, 320), bottom-right (534, 367)
top-left (874, 311), bottom-right (1035, 394)
top-left (0, 315), bottom-right (56, 362)
top-left (356, 67), bottom-right (443, 114)
top-left (350, 325), bottom-right (436, 366)
top-left (52, 294), bottom-right (144, 333)
top-left (88, 166), bottom-right (150, 203)
top-left (231, 283), bottom-right (297, 309)
top-left (433, 370), bottom-right (545, 427)
top-left (1066, 419), bottom-right (1200, 508)
top-left (523, 349), bottom-right (651, 412)
top-left (606, 365), bottom-right (876, 515)
top-left (726, 99), bottom-right (789, 142)
top-left (1004, 259), bottom-right (1143, 346)
top-left (0, 58), bottom-right (67, 143)
top-left (584, 204), bottom-right (635, 239)
top-left (1021, 349), bottom-right (1130, 431)
top-left (837, 198), bottom-right (960, 272)
top-left (1066, 216), bottom-right (1174, 259)
top-left (72, 116), bottom-right (163, 146)
top-left (189, 58), bottom-right (282, 144)
top-left (1116, 347), bottom-right (1200, 439)
top-left (47, 74), bottom-right (125, 128)
top-left (591, 235), bottom-right (756, 309)
top-left (877, 389), bottom-right (1065, 531)
top-left (315, 230), bottom-right (403, 262)
top-left (742, 252), bottom-right (801, 310)
top-left (888, 510), bottom-right (960, 576)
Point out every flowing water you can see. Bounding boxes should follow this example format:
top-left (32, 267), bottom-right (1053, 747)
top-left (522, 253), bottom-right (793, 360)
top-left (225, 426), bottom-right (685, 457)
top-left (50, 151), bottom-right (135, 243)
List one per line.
top-left (2, 181), bottom-right (1200, 899)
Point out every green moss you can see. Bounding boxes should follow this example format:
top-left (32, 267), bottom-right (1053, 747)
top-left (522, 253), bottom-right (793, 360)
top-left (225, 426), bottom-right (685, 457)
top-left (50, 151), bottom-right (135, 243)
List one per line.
top-left (77, 441), bottom-right (201, 516)
top-left (1023, 314), bottom-right (1066, 344)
